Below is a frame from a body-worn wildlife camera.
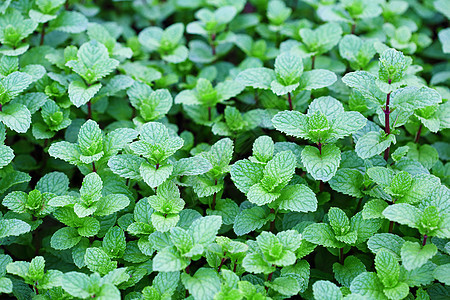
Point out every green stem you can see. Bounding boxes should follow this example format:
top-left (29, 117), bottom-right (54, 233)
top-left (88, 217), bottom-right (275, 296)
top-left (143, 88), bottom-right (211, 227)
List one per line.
top-left (339, 247), bottom-right (344, 264)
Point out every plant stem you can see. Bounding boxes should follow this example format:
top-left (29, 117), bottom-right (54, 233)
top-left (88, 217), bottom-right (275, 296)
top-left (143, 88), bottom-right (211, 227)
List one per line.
top-left (218, 252), bottom-right (227, 273)
top-left (339, 247), bottom-right (344, 264)
top-left (351, 23), bottom-right (356, 34)
top-left (212, 178), bottom-right (218, 210)
top-left (269, 208), bottom-right (276, 232)
top-left (40, 23), bottom-right (47, 45)
top-left (415, 124), bottom-right (422, 143)
top-left (388, 221), bottom-right (394, 233)
top-left (317, 142), bottom-right (322, 155)
top-left (208, 106), bottom-right (212, 121)
top-left (233, 260), bottom-right (237, 272)
top-left (87, 101), bottom-right (92, 119)
top-left (355, 197), bottom-right (363, 212)
top-left (211, 33), bottom-right (216, 55)
top-left (287, 92), bottom-right (293, 110)
top-left (265, 270), bottom-right (274, 291)
top-left (311, 55), bottom-right (316, 69)
top-left (383, 79), bottom-right (392, 161)
top-left (422, 234), bottom-right (428, 246)
top-left (92, 162), bottom-right (96, 173)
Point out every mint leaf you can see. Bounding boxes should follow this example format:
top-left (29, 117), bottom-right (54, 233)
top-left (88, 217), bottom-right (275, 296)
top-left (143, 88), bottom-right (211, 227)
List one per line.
top-left (401, 241), bottom-right (437, 271)
top-left (301, 144), bottom-right (341, 182)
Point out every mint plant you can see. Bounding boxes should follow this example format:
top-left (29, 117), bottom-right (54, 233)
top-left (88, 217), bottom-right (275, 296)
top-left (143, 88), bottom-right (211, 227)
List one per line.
top-left (0, 2), bottom-right (448, 300)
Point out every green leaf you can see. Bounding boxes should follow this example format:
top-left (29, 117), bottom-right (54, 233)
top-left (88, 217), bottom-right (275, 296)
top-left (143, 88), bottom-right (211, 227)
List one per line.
top-left (355, 131), bottom-right (396, 159)
top-left (153, 247), bottom-right (189, 272)
top-left (0, 144), bottom-right (14, 168)
top-left (172, 156), bottom-right (212, 176)
top-left (378, 48), bottom-right (409, 84)
top-left (433, 263), bottom-right (450, 285)
top-left (236, 67), bottom-right (276, 89)
top-left (301, 144), bottom-right (341, 182)
top-left (48, 11), bottom-right (88, 33)
top-left (275, 184), bottom-right (317, 213)
top-left (84, 247), bottom-right (117, 275)
top-left (66, 40), bottom-right (119, 84)
top-left (391, 87), bottom-right (441, 111)
top-left (375, 248), bottom-right (400, 288)
top-left (188, 216), bottom-right (222, 246)
top-left (333, 256), bottom-right (366, 287)
top-left (299, 69), bottom-right (337, 90)
top-left (0, 71), bottom-right (32, 102)
top-left (438, 28), bottom-right (450, 53)
top-left (242, 252), bottom-right (276, 274)
top-left (61, 272), bottom-right (90, 298)
top-left (0, 103), bottom-right (31, 133)
top-left (50, 227), bottom-right (81, 250)
top-left (181, 268), bottom-right (221, 300)
top-left (234, 206), bottom-right (271, 236)
top-left (401, 241), bottom-right (437, 271)
top-left (312, 280), bottom-right (342, 300)
top-left (266, 276), bottom-right (301, 297)
top-left (108, 154), bottom-right (144, 180)
top-left (230, 160), bottom-right (264, 194)
top-left (78, 120), bottom-right (103, 158)
top-left (329, 169), bottom-right (364, 197)
top-left (382, 203), bottom-right (421, 229)
top-left (252, 135), bottom-right (274, 163)
top-left (272, 110), bottom-right (309, 139)
top-left (95, 194), bottom-right (130, 216)
top-left (362, 199), bottom-right (389, 219)
top-left (342, 71), bottom-right (384, 106)
top-left (350, 272), bottom-right (386, 299)
top-left (140, 162), bottom-right (173, 188)
top-left (102, 226), bottom-right (126, 258)
top-left (247, 183), bottom-right (279, 206)
top-left (0, 218), bottom-right (31, 238)
top-left (273, 51), bottom-right (303, 87)
top-left (303, 223), bottom-right (344, 248)
top-left (68, 80), bottom-right (101, 108)
top-left (300, 22), bottom-right (342, 55)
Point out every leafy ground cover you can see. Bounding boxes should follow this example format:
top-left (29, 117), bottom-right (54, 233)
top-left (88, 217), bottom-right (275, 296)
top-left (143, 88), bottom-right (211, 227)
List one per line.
top-left (0, 0), bottom-right (449, 299)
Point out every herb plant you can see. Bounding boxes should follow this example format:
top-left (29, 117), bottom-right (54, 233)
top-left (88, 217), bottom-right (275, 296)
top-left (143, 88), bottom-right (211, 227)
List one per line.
top-left (0, 1), bottom-right (449, 300)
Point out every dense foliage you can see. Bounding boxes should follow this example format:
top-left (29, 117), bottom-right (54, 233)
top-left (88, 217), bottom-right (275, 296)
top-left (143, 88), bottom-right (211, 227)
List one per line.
top-left (0, 0), bottom-right (449, 299)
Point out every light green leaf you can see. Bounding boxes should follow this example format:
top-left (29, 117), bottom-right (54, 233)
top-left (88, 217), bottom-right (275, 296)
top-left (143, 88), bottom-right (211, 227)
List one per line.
top-left (303, 223), bottom-right (344, 248)
top-left (350, 272), bottom-right (386, 299)
top-left (140, 162), bottom-right (173, 188)
top-left (188, 216), bottom-right (222, 246)
top-left (401, 241), bottom-right (437, 271)
top-left (68, 80), bottom-right (101, 108)
top-left (391, 87), bottom-right (441, 111)
top-left (50, 227), bottom-right (81, 250)
top-left (0, 218), bottom-right (31, 238)
top-left (329, 169), bottom-right (364, 197)
top-left (355, 131), bottom-right (396, 159)
top-left (382, 203), bottom-right (421, 229)
top-left (272, 110), bottom-right (309, 139)
top-left (84, 247), bottom-right (117, 275)
top-left (301, 144), bottom-right (341, 182)
top-left (299, 69), bottom-right (337, 90)
top-left (276, 184), bottom-right (317, 212)
top-left (0, 103), bottom-right (31, 133)
top-left (234, 206), bottom-right (270, 236)
top-left (433, 263), bottom-right (450, 285)
top-left (312, 280), bottom-right (342, 300)
top-left (236, 68), bottom-right (276, 89)
top-left (181, 268), bottom-right (221, 300)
